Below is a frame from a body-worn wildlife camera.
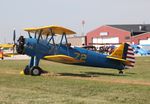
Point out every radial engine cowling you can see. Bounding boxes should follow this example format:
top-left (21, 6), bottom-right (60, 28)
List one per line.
top-left (16, 36), bottom-right (25, 54)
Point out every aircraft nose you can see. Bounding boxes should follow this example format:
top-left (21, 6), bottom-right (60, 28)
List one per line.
top-left (16, 36), bottom-right (25, 54)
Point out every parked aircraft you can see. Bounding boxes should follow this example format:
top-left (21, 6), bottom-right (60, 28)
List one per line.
top-left (0, 44), bottom-right (15, 59)
top-left (14, 25), bottom-right (135, 76)
top-left (131, 44), bottom-right (150, 55)
top-left (0, 48), bottom-right (3, 59)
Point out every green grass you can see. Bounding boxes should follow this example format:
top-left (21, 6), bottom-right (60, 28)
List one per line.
top-left (0, 57), bottom-right (150, 104)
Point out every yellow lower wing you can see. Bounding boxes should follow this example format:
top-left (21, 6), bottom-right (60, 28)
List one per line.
top-left (44, 55), bottom-right (84, 64)
top-left (3, 53), bottom-right (14, 57)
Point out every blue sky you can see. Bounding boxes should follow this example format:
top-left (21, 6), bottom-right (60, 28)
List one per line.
top-left (0, 0), bottom-right (150, 43)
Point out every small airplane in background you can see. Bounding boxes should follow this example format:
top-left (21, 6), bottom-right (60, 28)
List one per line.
top-left (13, 25), bottom-right (135, 76)
top-left (0, 43), bottom-right (15, 59)
top-left (131, 44), bottom-right (150, 56)
top-left (0, 48), bottom-right (4, 59)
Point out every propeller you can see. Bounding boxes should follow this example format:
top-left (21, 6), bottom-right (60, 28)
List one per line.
top-left (13, 28), bottom-right (16, 54)
top-left (13, 28), bottom-right (16, 44)
top-left (12, 28), bottom-right (25, 54)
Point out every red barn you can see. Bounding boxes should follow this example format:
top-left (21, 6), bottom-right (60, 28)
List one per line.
top-left (86, 24), bottom-right (150, 45)
top-left (131, 32), bottom-right (150, 44)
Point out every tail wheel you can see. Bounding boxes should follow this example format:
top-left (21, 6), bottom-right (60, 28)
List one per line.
top-left (30, 66), bottom-right (42, 76)
top-left (119, 70), bottom-right (124, 74)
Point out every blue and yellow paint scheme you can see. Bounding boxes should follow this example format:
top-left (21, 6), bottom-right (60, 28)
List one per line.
top-left (16, 25), bottom-right (135, 76)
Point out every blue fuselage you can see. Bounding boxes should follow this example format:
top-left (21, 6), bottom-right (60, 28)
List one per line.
top-left (24, 38), bottom-right (124, 70)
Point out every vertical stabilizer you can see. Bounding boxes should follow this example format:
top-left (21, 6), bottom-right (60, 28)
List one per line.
top-left (107, 43), bottom-right (135, 69)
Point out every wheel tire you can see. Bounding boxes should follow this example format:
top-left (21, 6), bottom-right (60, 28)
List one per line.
top-left (24, 65), bottom-right (30, 75)
top-left (30, 66), bottom-right (42, 76)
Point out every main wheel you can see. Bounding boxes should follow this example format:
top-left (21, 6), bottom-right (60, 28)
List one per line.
top-left (30, 66), bottom-right (42, 76)
top-left (24, 65), bottom-right (30, 75)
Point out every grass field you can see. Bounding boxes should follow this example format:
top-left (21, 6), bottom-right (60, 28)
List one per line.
top-left (0, 57), bottom-right (150, 104)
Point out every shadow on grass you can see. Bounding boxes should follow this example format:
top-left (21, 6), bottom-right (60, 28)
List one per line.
top-left (58, 72), bottom-right (125, 78)
top-left (85, 72), bottom-right (123, 76)
top-left (125, 72), bottom-right (136, 75)
top-left (58, 73), bottom-right (92, 77)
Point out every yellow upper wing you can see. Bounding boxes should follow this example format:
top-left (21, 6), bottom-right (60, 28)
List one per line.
top-left (24, 25), bottom-right (76, 35)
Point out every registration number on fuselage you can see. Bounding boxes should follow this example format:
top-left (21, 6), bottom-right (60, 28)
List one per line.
top-left (74, 52), bottom-right (87, 61)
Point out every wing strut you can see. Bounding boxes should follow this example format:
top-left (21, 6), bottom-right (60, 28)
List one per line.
top-left (28, 31), bottom-right (32, 38)
top-left (37, 29), bottom-right (43, 43)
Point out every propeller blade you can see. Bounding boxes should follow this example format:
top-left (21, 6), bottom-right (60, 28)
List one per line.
top-left (13, 29), bottom-right (16, 44)
top-left (13, 29), bottom-right (16, 54)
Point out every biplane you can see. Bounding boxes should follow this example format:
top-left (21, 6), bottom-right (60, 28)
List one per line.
top-left (14, 25), bottom-right (135, 76)
top-left (0, 44), bottom-right (15, 59)
top-left (0, 48), bottom-right (3, 59)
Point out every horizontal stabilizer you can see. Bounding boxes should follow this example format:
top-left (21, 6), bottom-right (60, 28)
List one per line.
top-left (44, 55), bottom-right (84, 64)
top-left (107, 56), bottom-right (127, 62)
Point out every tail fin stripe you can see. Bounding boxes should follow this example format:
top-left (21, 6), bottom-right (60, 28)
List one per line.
top-left (126, 56), bottom-right (135, 59)
top-left (128, 48), bottom-right (133, 51)
top-left (125, 44), bottom-right (135, 69)
top-left (127, 61), bottom-right (135, 64)
top-left (127, 54), bottom-right (135, 58)
top-left (127, 50), bottom-right (134, 53)
top-left (127, 52), bottom-right (134, 55)
top-left (122, 43), bottom-right (129, 59)
top-left (125, 65), bottom-right (134, 69)
top-left (127, 60), bottom-right (135, 63)
top-left (130, 62), bottom-right (135, 65)
top-left (128, 46), bottom-right (133, 49)
top-left (126, 62), bottom-right (135, 66)
top-left (126, 64), bottom-right (134, 67)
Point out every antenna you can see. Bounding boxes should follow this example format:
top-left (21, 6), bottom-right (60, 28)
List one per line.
top-left (81, 20), bottom-right (85, 36)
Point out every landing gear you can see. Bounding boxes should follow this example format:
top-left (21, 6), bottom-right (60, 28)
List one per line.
top-left (23, 65), bottom-right (30, 75)
top-left (30, 66), bottom-right (42, 76)
top-left (22, 65), bottom-right (47, 76)
top-left (119, 70), bottom-right (124, 75)
top-left (21, 56), bottom-right (48, 76)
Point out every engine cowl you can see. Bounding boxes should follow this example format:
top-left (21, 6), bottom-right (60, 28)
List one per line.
top-left (16, 36), bottom-right (25, 54)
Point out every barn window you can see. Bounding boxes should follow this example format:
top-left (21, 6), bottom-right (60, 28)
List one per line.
top-left (125, 36), bottom-right (130, 40)
top-left (100, 32), bottom-right (108, 36)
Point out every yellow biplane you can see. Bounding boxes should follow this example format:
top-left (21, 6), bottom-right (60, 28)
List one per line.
top-left (0, 44), bottom-right (15, 59)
